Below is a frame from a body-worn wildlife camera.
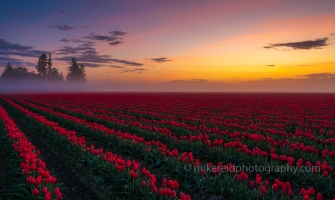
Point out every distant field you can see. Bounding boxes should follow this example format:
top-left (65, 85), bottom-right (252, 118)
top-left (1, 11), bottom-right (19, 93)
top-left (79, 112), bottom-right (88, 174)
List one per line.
top-left (0, 93), bottom-right (334, 200)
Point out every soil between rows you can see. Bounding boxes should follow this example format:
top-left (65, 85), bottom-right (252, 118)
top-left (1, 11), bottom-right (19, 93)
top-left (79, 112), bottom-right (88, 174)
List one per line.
top-left (0, 152), bottom-right (9, 200)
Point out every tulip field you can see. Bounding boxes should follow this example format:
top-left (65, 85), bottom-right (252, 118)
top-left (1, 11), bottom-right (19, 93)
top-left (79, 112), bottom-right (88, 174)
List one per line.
top-left (0, 93), bottom-right (335, 200)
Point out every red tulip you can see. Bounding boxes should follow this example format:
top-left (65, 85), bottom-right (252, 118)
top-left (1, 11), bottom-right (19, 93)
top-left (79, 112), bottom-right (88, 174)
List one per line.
top-left (42, 187), bottom-right (48, 194)
top-left (308, 187), bottom-right (315, 196)
top-left (22, 169), bottom-right (29, 175)
top-left (54, 187), bottom-right (60, 195)
top-left (141, 181), bottom-right (146, 187)
top-left (272, 184), bottom-right (278, 191)
top-left (249, 181), bottom-right (255, 187)
top-left (304, 195), bottom-right (310, 200)
top-left (57, 192), bottom-right (63, 200)
top-left (32, 188), bottom-right (39, 196)
top-left (316, 193), bottom-right (323, 200)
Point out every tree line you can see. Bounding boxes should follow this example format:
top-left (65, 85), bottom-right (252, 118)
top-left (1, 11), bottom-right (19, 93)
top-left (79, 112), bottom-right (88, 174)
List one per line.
top-left (1, 54), bottom-right (86, 83)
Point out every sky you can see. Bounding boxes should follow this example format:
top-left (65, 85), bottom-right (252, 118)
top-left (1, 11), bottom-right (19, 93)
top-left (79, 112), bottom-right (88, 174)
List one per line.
top-left (0, 0), bottom-right (334, 92)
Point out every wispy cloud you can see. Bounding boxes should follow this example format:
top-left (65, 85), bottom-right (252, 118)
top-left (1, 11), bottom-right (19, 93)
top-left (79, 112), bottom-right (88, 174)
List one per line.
top-left (47, 25), bottom-right (75, 31)
top-left (83, 30), bottom-right (127, 46)
top-left (266, 65), bottom-right (275, 67)
top-left (303, 73), bottom-right (335, 79)
top-left (0, 56), bottom-right (35, 67)
top-left (246, 73), bottom-right (335, 83)
top-left (83, 33), bottom-right (119, 41)
top-left (59, 38), bottom-right (85, 43)
top-left (120, 68), bottom-right (146, 74)
top-left (0, 39), bottom-right (47, 58)
top-left (110, 30), bottom-right (127, 36)
top-left (110, 59), bottom-right (142, 66)
top-left (110, 65), bottom-right (125, 69)
top-left (164, 79), bottom-right (210, 84)
top-left (56, 42), bottom-right (142, 67)
top-left (56, 41), bottom-right (111, 66)
top-left (151, 57), bottom-right (171, 63)
top-left (109, 41), bottom-right (123, 46)
top-left (81, 63), bottom-right (101, 68)
top-left (4, 8), bottom-right (26, 17)
top-left (264, 37), bottom-right (329, 50)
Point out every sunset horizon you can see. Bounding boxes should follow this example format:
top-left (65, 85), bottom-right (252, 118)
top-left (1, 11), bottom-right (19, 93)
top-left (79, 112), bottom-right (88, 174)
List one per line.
top-left (1, 1), bottom-right (335, 199)
top-left (1, 0), bottom-right (334, 92)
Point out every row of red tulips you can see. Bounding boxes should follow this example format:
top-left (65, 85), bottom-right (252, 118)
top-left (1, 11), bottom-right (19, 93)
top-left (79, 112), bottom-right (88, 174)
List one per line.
top-left (22, 96), bottom-right (335, 164)
top-left (15, 97), bottom-right (335, 181)
top-left (0, 105), bottom-right (62, 200)
top-left (2, 97), bottom-right (191, 200)
top-left (25, 94), bottom-right (334, 140)
top-left (6, 96), bottom-right (334, 199)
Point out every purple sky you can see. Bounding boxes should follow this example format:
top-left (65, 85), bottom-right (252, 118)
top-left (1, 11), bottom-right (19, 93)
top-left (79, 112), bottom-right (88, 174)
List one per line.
top-left (0, 0), bottom-right (334, 92)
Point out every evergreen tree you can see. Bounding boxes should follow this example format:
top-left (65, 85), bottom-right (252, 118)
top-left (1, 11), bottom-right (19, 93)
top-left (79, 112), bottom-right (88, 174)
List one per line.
top-left (1, 62), bottom-right (37, 80)
top-left (50, 68), bottom-right (64, 82)
top-left (36, 53), bottom-right (48, 80)
top-left (46, 53), bottom-right (64, 82)
top-left (46, 53), bottom-right (52, 81)
top-left (66, 58), bottom-right (86, 83)
top-left (1, 62), bottom-right (15, 79)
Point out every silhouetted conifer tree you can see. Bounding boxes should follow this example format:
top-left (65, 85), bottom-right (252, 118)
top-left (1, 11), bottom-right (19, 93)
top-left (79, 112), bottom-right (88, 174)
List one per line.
top-left (1, 62), bottom-right (15, 79)
top-left (36, 53), bottom-right (48, 81)
top-left (0, 62), bottom-right (36, 80)
top-left (45, 54), bottom-right (64, 82)
top-left (66, 58), bottom-right (86, 83)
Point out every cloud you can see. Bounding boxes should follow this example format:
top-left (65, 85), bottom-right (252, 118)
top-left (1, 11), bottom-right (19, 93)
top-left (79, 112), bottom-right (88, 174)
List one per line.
top-left (245, 73), bottom-right (335, 85)
top-left (57, 41), bottom-right (95, 55)
top-left (0, 39), bottom-right (48, 58)
top-left (81, 63), bottom-right (101, 68)
top-left (59, 38), bottom-right (85, 43)
top-left (83, 30), bottom-right (127, 46)
top-left (47, 25), bottom-right (75, 31)
top-left (110, 30), bottom-right (127, 36)
top-left (83, 33), bottom-right (119, 41)
top-left (0, 56), bottom-right (35, 67)
top-left (4, 8), bottom-right (26, 17)
top-left (109, 41), bottom-right (123, 46)
top-left (0, 56), bottom-right (22, 63)
top-left (110, 59), bottom-right (143, 66)
top-left (120, 68), bottom-right (146, 74)
top-left (266, 65), bottom-right (275, 67)
top-left (55, 42), bottom-right (143, 67)
top-left (110, 65), bottom-right (125, 69)
top-left (151, 57), bottom-right (171, 63)
top-left (56, 41), bottom-right (111, 66)
top-left (303, 73), bottom-right (335, 79)
top-left (164, 79), bottom-right (210, 84)
top-left (264, 37), bottom-right (329, 50)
